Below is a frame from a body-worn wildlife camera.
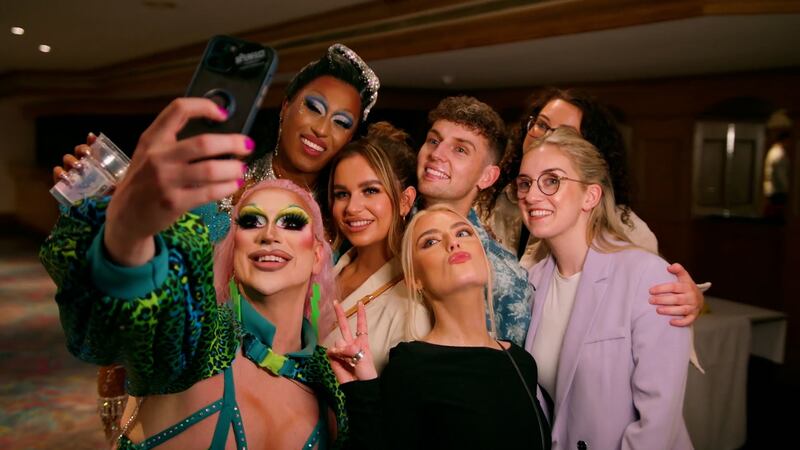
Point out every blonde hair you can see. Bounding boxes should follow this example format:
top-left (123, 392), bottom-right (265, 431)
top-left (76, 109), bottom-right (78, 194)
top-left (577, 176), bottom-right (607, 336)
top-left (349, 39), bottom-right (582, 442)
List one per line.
top-left (400, 205), bottom-right (496, 340)
top-left (328, 122), bottom-right (416, 257)
top-left (522, 127), bottom-right (636, 261)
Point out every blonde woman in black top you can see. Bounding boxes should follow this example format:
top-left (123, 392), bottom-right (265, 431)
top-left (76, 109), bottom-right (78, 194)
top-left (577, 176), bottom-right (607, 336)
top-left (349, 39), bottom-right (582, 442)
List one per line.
top-left (327, 206), bottom-right (550, 450)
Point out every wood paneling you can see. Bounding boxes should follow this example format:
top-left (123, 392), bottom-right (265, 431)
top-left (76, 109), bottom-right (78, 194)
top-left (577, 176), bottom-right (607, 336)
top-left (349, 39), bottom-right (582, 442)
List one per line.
top-left (694, 218), bottom-right (785, 308)
top-left (636, 138), bottom-right (686, 211)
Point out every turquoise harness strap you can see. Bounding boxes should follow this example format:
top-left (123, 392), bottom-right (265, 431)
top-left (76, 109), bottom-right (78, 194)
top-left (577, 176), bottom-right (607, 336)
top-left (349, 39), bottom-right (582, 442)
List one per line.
top-left (117, 279), bottom-right (332, 450)
top-left (120, 362), bottom-right (320, 450)
top-left (131, 398), bottom-right (224, 449)
top-left (301, 396), bottom-right (329, 449)
top-left (210, 366), bottom-right (247, 450)
top-left (232, 283), bottom-right (317, 379)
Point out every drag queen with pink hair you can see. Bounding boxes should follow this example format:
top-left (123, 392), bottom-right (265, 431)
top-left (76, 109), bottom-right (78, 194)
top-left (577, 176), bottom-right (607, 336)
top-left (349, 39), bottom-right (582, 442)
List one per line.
top-left (41, 98), bottom-right (348, 449)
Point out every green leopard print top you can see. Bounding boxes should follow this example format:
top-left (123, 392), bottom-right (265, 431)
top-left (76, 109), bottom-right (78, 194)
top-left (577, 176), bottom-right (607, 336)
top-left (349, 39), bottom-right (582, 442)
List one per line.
top-left (39, 198), bottom-right (349, 447)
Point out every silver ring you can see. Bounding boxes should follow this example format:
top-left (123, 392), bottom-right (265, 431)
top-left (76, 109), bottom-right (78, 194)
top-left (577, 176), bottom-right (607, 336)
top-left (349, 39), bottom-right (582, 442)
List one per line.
top-left (349, 348), bottom-right (365, 367)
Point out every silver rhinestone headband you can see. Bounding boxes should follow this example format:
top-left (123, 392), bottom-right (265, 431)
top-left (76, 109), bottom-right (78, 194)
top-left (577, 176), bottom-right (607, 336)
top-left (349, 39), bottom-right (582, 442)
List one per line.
top-left (329, 43), bottom-right (380, 120)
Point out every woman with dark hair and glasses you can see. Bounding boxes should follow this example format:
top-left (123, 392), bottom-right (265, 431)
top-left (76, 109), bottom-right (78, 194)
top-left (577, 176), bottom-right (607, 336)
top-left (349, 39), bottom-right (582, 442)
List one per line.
top-left (486, 87), bottom-right (655, 260)
top-left (486, 88), bottom-right (704, 332)
top-left (517, 127), bottom-right (692, 449)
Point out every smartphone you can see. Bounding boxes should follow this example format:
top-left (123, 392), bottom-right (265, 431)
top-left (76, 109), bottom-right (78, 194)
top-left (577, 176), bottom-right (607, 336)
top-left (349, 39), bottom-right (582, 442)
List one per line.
top-left (178, 35), bottom-right (278, 142)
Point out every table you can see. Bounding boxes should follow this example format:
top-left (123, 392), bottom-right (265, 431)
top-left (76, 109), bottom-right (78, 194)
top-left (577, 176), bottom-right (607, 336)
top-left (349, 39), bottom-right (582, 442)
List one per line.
top-left (703, 296), bottom-right (787, 364)
top-left (684, 297), bottom-right (787, 450)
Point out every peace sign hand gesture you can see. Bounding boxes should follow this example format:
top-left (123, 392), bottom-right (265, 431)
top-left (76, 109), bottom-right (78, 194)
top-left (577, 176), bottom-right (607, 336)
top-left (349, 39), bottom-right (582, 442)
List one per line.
top-left (326, 301), bottom-right (378, 384)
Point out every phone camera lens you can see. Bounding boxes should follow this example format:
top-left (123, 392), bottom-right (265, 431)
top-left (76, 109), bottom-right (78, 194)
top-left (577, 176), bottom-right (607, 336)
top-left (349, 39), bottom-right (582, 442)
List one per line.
top-left (203, 89), bottom-right (236, 121)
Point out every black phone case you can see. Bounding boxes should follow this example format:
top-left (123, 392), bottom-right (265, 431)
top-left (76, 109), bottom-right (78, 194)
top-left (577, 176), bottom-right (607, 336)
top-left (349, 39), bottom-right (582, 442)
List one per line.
top-left (178, 35), bottom-right (278, 141)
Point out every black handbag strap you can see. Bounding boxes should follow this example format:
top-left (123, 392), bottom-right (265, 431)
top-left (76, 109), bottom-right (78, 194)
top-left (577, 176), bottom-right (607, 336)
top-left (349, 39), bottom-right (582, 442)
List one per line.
top-left (499, 341), bottom-right (549, 449)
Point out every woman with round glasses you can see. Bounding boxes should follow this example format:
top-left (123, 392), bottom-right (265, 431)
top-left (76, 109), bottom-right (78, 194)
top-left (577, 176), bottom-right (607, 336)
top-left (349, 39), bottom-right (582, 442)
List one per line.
top-left (487, 88), bottom-right (654, 259)
top-left (518, 127), bottom-right (692, 449)
top-left (485, 88), bottom-right (703, 331)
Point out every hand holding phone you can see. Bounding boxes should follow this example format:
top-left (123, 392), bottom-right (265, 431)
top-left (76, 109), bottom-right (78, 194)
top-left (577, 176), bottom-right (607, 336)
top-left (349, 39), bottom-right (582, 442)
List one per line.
top-left (178, 35), bottom-right (278, 144)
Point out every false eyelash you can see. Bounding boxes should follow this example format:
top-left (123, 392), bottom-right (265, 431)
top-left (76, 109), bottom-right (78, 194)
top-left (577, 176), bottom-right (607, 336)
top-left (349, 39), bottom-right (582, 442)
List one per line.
top-left (333, 114), bottom-right (353, 129)
top-left (277, 212), bottom-right (310, 230)
top-left (305, 96), bottom-right (327, 115)
top-left (236, 213), bottom-right (267, 229)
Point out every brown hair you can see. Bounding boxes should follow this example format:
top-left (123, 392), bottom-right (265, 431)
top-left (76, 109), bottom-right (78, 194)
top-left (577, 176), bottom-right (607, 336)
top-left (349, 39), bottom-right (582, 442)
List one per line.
top-left (505, 87), bottom-right (634, 226)
top-left (327, 122), bottom-right (417, 257)
top-left (429, 96), bottom-right (509, 216)
top-left (428, 96), bottom-right (507, 164)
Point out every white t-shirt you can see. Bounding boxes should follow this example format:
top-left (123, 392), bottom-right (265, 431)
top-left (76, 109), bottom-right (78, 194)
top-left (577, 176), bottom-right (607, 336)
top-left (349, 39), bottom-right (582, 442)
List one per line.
top-left (531, 268), bottom-right (582, 397)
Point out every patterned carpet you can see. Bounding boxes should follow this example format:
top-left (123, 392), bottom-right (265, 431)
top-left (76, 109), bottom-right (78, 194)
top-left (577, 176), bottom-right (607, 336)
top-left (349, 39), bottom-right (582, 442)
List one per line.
top-left (0, 235), bottom-right (106, 449)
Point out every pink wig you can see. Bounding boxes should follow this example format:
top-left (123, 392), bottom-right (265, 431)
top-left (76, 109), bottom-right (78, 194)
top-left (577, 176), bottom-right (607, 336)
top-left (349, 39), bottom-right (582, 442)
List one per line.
top-left (213, 179), bottom-right (335, 335)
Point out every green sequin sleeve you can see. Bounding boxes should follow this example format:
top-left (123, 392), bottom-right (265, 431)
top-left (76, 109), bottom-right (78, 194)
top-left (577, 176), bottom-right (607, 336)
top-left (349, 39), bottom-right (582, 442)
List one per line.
top-left (39, 198), bottom-right (239, 396)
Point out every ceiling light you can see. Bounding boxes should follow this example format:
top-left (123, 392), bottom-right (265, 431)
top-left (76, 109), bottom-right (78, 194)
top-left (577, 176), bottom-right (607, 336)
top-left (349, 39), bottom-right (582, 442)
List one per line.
top-left (11, 27), bottom-right (25, 35)
top-left (38, 44), bottom-right (51, 53)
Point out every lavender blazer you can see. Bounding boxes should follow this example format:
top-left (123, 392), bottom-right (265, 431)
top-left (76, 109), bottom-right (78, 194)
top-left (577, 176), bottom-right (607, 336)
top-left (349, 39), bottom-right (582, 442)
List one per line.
top-left (525, 247), bottom-right (692, 450)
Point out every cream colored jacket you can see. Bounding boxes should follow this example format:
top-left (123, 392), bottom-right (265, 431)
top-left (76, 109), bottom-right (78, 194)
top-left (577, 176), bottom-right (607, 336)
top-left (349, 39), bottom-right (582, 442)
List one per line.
top-left (323, 250), bottom-right (432, 373)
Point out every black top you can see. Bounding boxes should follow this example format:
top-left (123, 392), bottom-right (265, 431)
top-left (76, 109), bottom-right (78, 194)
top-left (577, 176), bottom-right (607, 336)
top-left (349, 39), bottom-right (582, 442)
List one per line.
top-left (340, 341), bottom-right (551, 450)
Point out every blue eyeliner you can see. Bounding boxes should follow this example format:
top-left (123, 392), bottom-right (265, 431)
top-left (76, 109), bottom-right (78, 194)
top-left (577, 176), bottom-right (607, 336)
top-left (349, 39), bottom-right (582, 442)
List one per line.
top-left (333, 112), bottom-right (354, 129)
top-left (304, 95), bottom-right (328, 115)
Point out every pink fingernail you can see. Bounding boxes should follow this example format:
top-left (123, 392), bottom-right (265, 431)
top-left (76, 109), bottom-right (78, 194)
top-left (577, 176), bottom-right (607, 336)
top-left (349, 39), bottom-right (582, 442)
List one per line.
top-left (218, 106), bottom-right (228, 119)
top-left (245, 137), bottom-right (255, 151)
top-left (237, 178), bottom-right (245, 189)
top-left (242, 163), bottom-right (248, 175)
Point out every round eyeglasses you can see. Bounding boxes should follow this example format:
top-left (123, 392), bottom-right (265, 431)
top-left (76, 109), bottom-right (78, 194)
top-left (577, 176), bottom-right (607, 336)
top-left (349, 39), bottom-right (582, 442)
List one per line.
top-left (515, 172), bottom-right (589, 198)
top-left (526, 116), bottom-right (553, 138)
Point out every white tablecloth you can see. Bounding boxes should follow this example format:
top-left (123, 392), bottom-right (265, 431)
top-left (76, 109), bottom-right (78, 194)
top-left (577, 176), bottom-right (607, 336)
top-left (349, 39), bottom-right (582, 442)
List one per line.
top-left (684, 297), bottom-right (787, 450)
top-left (703, 296), bottom-right (787, 364)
